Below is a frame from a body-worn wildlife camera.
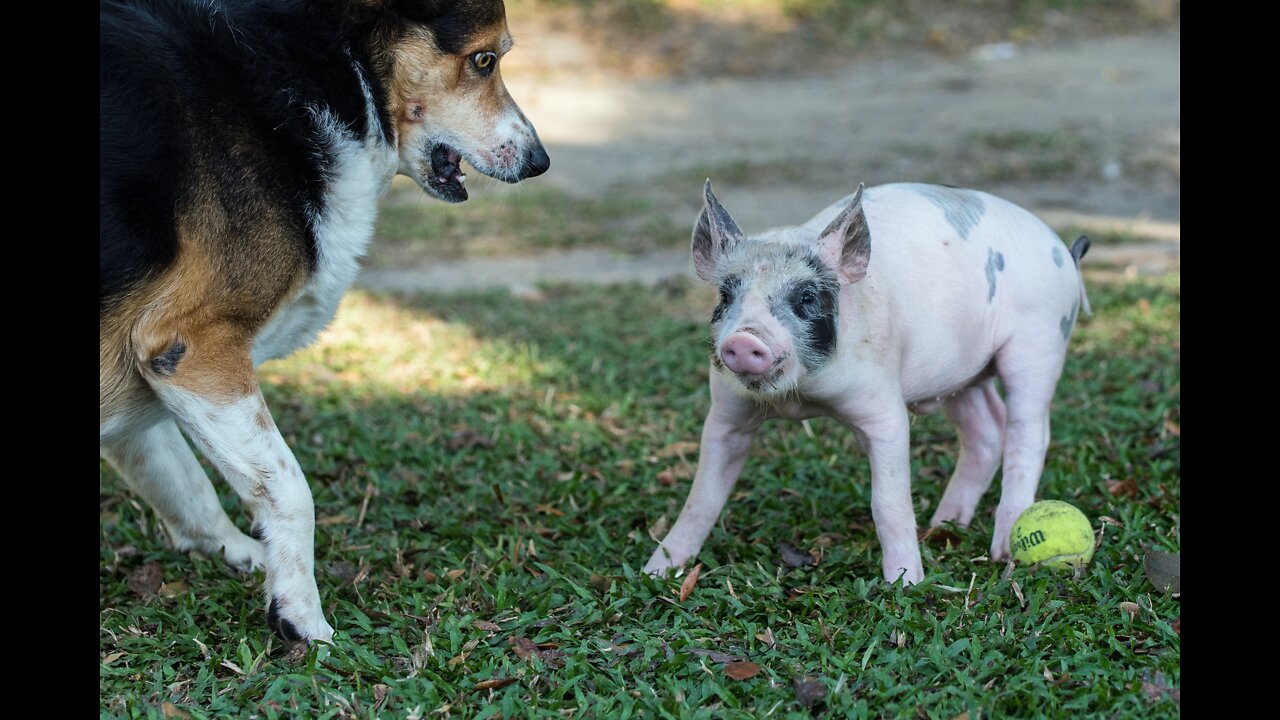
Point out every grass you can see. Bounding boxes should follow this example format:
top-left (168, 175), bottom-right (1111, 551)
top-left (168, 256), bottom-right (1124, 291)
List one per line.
top-left (100, 273), bottom-right (1180, 718)
top-left (961, 128), bottom-right (1095, 183)
top-left (368, 180), bottom-right (686, 265)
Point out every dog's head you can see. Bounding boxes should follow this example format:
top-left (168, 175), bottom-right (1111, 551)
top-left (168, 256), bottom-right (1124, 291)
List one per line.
top-left (370, 0), bottom-right (549, 202)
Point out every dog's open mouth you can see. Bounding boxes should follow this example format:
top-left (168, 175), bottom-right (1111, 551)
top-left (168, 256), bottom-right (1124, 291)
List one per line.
top-left (424, 143), bottom-right (468, 203)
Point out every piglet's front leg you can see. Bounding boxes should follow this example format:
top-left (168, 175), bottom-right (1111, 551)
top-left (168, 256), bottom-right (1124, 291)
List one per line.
top-left (847, 404), bottom-right (925, 585)
top-left (644, 378), bottom-right (761, 575)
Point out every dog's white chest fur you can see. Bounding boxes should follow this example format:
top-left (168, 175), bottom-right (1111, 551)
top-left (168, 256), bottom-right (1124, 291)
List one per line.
top-left (252, 81), bottom-right (397, 367)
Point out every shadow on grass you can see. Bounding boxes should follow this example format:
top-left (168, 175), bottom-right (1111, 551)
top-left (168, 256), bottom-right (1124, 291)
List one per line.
top-left (100, 275), bottom-right (1179, 716)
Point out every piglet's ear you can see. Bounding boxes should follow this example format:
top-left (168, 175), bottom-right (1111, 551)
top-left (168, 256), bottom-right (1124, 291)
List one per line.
top-left (692, 180), bottom-right (743, 283)
top-left (817, 183), bottom-right (871, 285)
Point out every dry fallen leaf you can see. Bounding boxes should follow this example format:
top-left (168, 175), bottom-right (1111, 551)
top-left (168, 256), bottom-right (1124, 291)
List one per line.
top-left (779, 540), bottom-right (818, 568)
top-left (472, 620), bottom-right (501, 632)
top-left (473, 677), bottom-right (519, 691)
top-left (102, 652), bottom-right (126, 666)
top-left (679, 563), bottom-right (702, 603)
top-left (316, 513), bottom-right (351, 526)
top-left (919, 526), bottom-right (963, 547)
top-left (446, 569), bottom-right (466, 581)
top-left (1173, 617), bottom-right (1180, 636)
top-left (648, 515), bottom-right (671, 542)
top-left (509, 637), bottom-right (540, 661)
top-left (1106, 477), bottom-right (1140, 499)
top-left (1120, 601), bottom-right (1141, 619)
top-left (448, 429), bottom-right (495, 451)
top-left (1144, 551), bottom-right (1181, 594)
top-left (161, 702), bottom-right (191, 719)
top-left (1141, 672), bottom-right (1180, 705)
top-left (656, 470), bottom-right (675, 487)
top-left (656, 441), bottom-right (700, 458)
top-left (755, 628), bottom-right (776, 649)
top-left (793, 676), bottom-right (826, 709)
top-left (725, 661), bottom-right (761, 681)
top-left (950, 713), bottom-right (970, 720)
top-left (159, 581), bottom-right (188, 598)
top-left (127, 562), bottom-right (164, 597)
top-left (422, 570), bottom-right (438, 583)
top-left (1163, 419), bottom-right (1180, 437)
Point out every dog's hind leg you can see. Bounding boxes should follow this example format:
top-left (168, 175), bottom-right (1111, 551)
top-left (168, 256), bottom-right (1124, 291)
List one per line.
top-left (101, 418), bottom-right (265, 572)
top-left (137, 323), bottom-right (333, 644)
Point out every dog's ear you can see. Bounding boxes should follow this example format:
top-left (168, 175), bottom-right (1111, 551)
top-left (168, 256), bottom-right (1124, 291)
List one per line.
top-left (692, 180), bottom-right (743, 284)
top-left (816, 184), bottom-right (871, 285)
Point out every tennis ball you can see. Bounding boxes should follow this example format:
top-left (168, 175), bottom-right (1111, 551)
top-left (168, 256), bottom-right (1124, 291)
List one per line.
top-left (1010, 500), bottom-right (1095, 570)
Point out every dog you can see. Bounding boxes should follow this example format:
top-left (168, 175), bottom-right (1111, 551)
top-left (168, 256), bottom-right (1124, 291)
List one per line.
top-left (100, 0), bottom-right (549, 643)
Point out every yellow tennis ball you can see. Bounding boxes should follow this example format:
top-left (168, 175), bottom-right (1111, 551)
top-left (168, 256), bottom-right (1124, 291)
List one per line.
top-left (1010, 500), bottom-right (1095, 570)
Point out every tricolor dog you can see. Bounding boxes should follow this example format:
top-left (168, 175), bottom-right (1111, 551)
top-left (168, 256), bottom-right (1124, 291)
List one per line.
top-left (644, 181), bottom-right (1089, 584)
top-left (100, 0), bottom-right (549, 643)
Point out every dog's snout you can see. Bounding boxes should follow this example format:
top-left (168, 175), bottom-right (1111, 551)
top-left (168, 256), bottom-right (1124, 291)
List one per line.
top-left (521, 142), bottom-right (550, 179)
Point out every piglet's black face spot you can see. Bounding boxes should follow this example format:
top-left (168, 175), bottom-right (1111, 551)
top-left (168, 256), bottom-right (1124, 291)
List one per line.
top-left (711, 275), bottom-right (741, 326)
top-left (790, 285), bottom-right (822, 320)
top-left (771, 260), bottom-right (839, 371)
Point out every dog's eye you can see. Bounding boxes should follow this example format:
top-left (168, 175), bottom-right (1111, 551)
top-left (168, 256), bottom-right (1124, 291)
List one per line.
top-left (472, 52), bottom-right (496, 76)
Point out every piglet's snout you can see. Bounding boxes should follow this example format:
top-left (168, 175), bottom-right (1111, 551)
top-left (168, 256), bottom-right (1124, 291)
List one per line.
top-left (720, 332), bottom-right (773, 376)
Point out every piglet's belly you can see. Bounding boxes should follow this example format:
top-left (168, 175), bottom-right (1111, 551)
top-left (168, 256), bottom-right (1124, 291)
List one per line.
top-left (899, 352), bottom-right (998, 409)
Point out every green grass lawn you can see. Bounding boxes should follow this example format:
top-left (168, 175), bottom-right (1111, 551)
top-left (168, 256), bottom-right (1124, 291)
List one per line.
top-left (100, 274), bottom-right (1180, 718)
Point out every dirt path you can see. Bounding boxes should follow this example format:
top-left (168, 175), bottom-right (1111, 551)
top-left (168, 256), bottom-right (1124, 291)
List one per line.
top-left (359, 30), bottom-right (1179, 293)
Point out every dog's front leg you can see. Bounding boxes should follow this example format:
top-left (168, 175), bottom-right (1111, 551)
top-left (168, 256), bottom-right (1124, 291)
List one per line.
top-left (138, 328), bottom-right (333, 644)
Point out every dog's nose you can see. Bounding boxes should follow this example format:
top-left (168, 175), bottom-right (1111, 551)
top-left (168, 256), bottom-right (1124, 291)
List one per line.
top-left (720, 332), bottom-right (773, 376)
top-left (520, 142), bottom-right (550, 179)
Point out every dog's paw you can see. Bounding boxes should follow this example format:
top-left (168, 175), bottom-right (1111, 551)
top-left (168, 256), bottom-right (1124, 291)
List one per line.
top-left (268, 597), bottom-right (334, 644)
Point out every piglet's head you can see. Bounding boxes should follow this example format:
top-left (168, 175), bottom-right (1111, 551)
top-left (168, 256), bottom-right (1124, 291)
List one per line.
top-left (692, 180), bottom-right (871, 397)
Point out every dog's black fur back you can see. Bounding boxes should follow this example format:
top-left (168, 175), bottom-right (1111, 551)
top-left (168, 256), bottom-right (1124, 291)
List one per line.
top-left (99, 0), bottom-right (391, 309)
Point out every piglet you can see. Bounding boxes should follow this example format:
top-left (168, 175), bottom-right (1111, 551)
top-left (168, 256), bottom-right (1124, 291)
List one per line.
top-left (644, 181), bottom-right (1090, 584)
